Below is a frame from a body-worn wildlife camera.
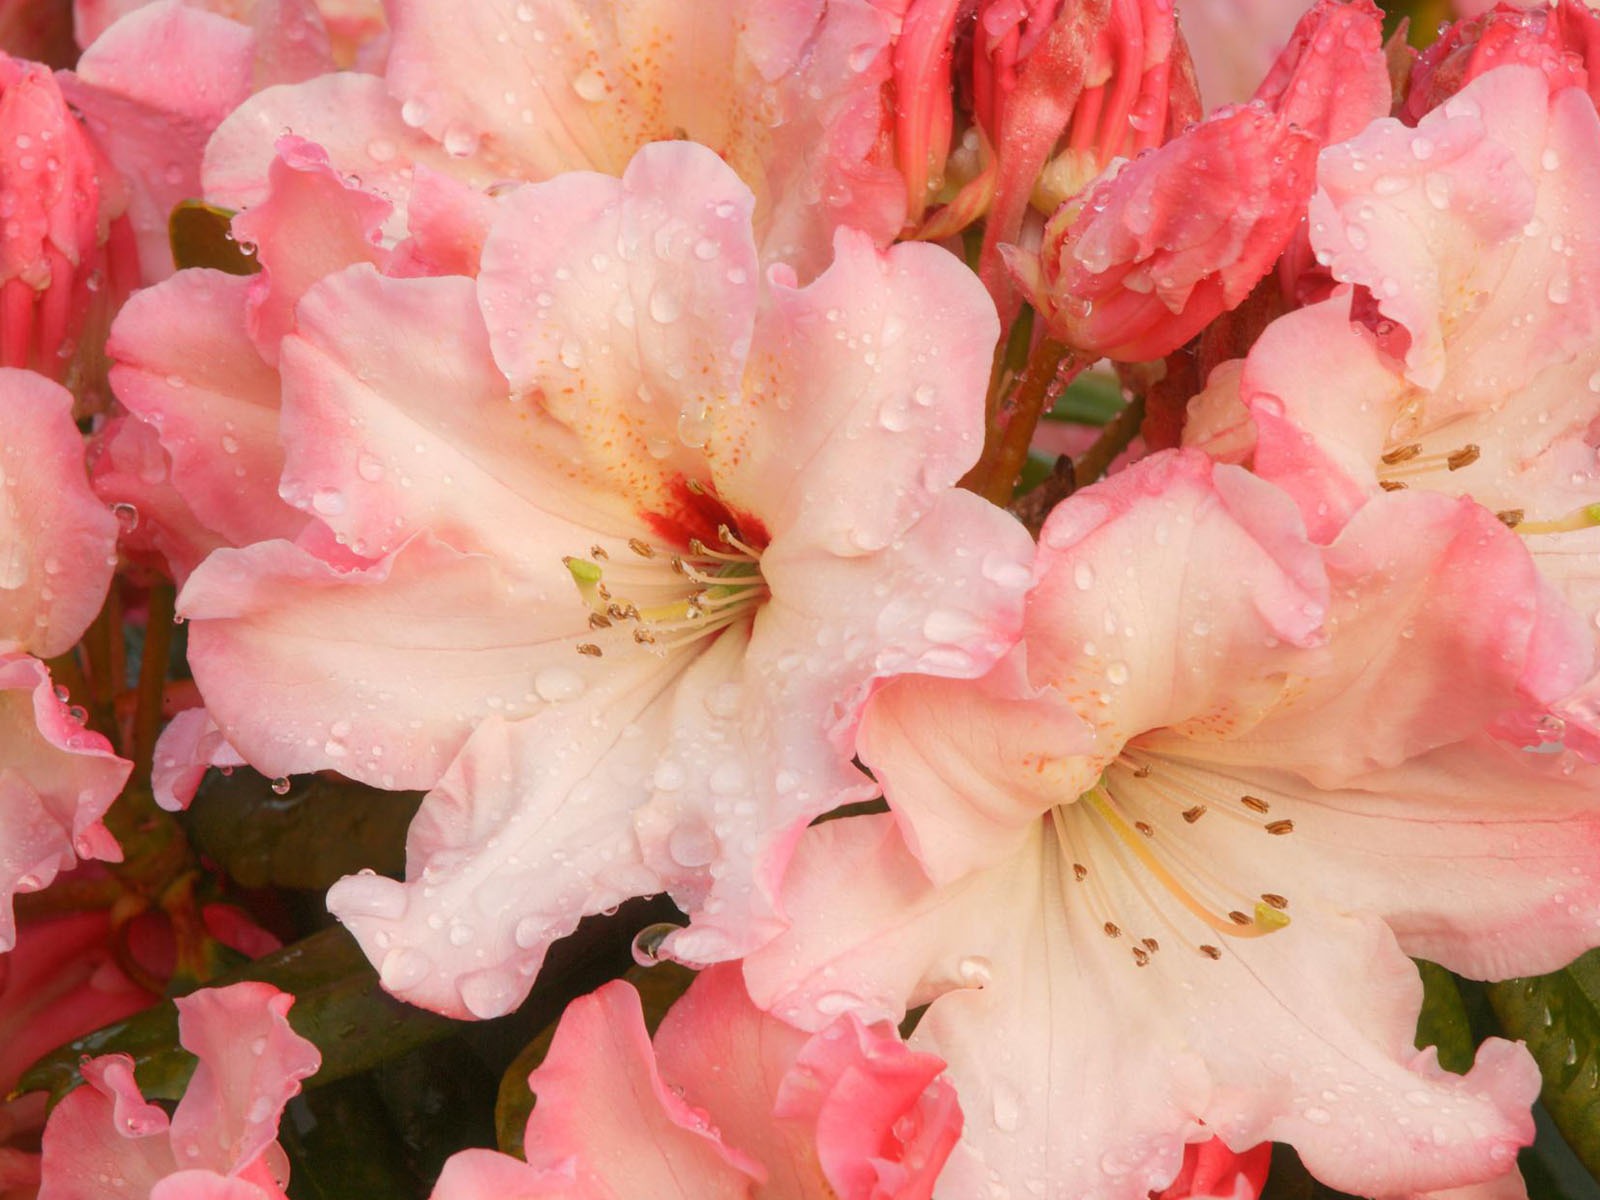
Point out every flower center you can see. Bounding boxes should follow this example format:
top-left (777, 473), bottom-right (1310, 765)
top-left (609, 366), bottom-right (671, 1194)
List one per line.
top-left (563, 523), bottom-right (768, 658)
top-left (1376, 439), bottom-right (1600, 535)
top-left (1054, 749), bottom-right (1294, 967)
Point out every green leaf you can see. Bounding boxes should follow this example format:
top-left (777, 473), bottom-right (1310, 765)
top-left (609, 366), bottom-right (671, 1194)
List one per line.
top-left (1043, 371), bottom-right (1125, 427)
top-left (182, 770), bottom-right (423, 890)
top-left (280, 1075), bottom-right (425, 1200)
top-left (168, 201), bottom-right (261, 274)
top-left (1487, 948), bottom-right (1600, 1177)
top-left (1413, 959), bottom-right (1476, 1075)
top-left (1257, 1145), bottom-right (1364, 1200)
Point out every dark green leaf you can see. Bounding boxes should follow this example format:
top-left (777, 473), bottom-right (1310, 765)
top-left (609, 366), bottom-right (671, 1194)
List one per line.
top-left (1413, 959), bottom-right (1476, 1075)
top-left (168, 201), bottom-right (261, 275)
top-left (1257, 1144), bottom-right (1363, 1200)
top-left (280, 1074), bottom-right (424, 1200)
top-left (1487, 949), bottom-right (1600, 1178)
top-left (1043, 371), bottom-right (1125, 427)
top-left (183, 770), bottom-right (423, 890)
top-left (372, 1040), bottom-right (498, 1187)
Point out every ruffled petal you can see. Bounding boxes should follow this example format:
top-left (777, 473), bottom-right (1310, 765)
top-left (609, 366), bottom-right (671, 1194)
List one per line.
top-left (168, 983), bottom-right (320, 1175)
top-left (60, 2), bottom-right (255, 279)
top-left (519, 980), bottom-right (764, 1196)
top-left (39, 1053), bottom-right (175, 1200)
top-left (107, 270), bottom-right (304, 551)
top-left (150, 706), bottom-right (244, 813)
top-left (0, 654), bottom-right (129, 951)
top-left (0, 369), bottom-right (117, 656)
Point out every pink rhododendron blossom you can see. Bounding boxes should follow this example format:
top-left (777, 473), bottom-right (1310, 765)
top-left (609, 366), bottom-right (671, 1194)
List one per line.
top-left (201, 0), bottom-right (903, 280)
top-left (1212, 65), bottom-right (1600, 753)
top-left (1405, 0), bottom-right (1600, 121)
top-left (745, 449), bottom-right (1593, 1200)
top-left (166, 141), bottom-right (1034, 1018)
top-left (37, 981), bottom-right (319, 1200)
top-left (433, 964), bottom-right (961, 1199)
top-left (1013, 102), bottom-right (1319, 362)
top-left (74, 0), bottom-right (385, 68)
top-left (0, 51), bottom-right (134, 386)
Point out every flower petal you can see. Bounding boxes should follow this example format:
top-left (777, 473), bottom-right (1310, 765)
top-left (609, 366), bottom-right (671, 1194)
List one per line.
top-left (0, 369), bottom-right (117, 656)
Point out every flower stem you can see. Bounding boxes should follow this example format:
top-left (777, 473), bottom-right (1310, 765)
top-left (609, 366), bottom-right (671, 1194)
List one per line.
top-left (966, 336), bottom-right (1079, 506)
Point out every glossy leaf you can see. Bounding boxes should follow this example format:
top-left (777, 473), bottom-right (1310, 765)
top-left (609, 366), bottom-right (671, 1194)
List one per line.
top-left (1413, 958), bottom-right (1476, 1075)
top-left (183, 770), bottom-right (423, 890)
top-left (168, 200), bottom-right (261, 275)
top-left (1487, 950), bottom-right (1600, 1178)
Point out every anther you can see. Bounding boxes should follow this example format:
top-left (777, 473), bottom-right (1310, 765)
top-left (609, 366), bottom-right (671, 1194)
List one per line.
top-left (1135, 821), bottom-right (1154, 837)
top-left (686, 479), bottom-right (706, 494)
top-left (1496, 509), bottom-right (1525, 528)
top-left (1199, 944), bottom-right (1222, 960)
top-left (1227, 910), bottom-right (1252, 926)
top-left (588, 613), bottom-right (612, 630)
top-left (1264, 820), bottom-right (1295, 836)
top-left (628, 538), bottom-right (656, 558)
top-left (633, 628), bottom-right (657, 644)
top-left (1381, 443), bottom-right (1421, 465)
top-left (688, 538), bottom-right (709, 556)
top-left (1132, 763), bottom-right (1151, 778)
top-left (1142, 937), bottom-right (1160, 952)
top-left (1378, 480), bottom-right (1408, 492)
top-left (1447, 444), bottom-right (1480, 471)
top-left (717, 523), bottom-right (736, 545)
top-left (1073, 863), bottom-right (1088, 881)
top-left (670, 556), bottom-right (687, 575)
top-left (1240, 795), bottom-right (1269, 814)
top-left (1103, 922), bottom-right (1121, 938)
top-left (577, 643), bottom-right (603, 657)
top-left (589, 545), bottom-right (609, 560)
top-left (1182, 806), bottom-right (1206, 824)
top-left (1260, 893), bottom-right (1288, 910)
top-left (1132, 947), bottom-right (1150, 966)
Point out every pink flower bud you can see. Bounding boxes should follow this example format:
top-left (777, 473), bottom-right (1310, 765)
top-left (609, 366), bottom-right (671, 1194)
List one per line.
top-left (1155, 1139), bottom-right (1272, 1200)
top-left (1251, 0), bottom-right (1391, 144)
top-left (1018, 102), bottom-right (1318, 361)
top-left (1403, 0), bottom-right (1600, 121)
top-left (0, 50), bottom-right (130, 385)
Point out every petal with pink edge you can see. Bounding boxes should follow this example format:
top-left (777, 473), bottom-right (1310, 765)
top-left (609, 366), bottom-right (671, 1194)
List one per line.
top-left (0, 369), bottom-right (117, 656)
top-left (150, 706), bottom-right (245, 813)
top-left (39, 1053), bottom-right (176, 1200)
top-left (0, 654), bottom-right (128, 951)
top-left (520, 980), bottom-right (763, 1197)
top-left (60, 2), bottom-right (255, 279)
top-left (168, 983), bottom-right (320, 1174)
top-left (107, 269), bottom-right (304, 551)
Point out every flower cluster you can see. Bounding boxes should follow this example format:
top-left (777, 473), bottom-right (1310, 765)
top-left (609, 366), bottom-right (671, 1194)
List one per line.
top-left (4, 0), bottom-right (1600, 1197)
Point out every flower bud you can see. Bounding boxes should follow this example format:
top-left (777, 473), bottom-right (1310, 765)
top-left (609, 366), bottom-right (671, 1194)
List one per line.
top-left (1252, 0), bottom-right (1391, 144)
top-left (1015, 102), bottom-right (1318, 362)
top-left (0, 50), bottom-right (131, 389)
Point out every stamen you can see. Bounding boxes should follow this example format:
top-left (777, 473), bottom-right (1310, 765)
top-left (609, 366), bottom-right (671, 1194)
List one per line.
top-left (1381, 443), bottom-right (1421, 465)
top-left (1103, 922), bottom-right (1121, 938)
top-left (1131, 946), bottom-right (1150, 966)
top-left (589, 544), bottom-right (609, 560)
top-left (1199, 944), bottom-right (1222, 960)
top-left (1511, 502), bottom-right (1600, 537)
top-left (1135, 821), bottom-right (1154, 837)
top-left (1446, 444), bottom-right (1480, 471)
top-left (1182, 805), bottom-right (1206, 823)
top-left (1227, 910), bottom-right (1252, 926)
top-left (1260, 893), bottom-right (1288, 910)
top-left (1141, 937), bottom-right (1160, 952)
top-left (1379, 480), bottom-right (1408, 492)
top-left (1497, 509), bottom-right (1524, 528)
top-left (577, 643), bottom-right (603, 657)
top-left (1378, 442), bottom-right (1481, 480)
top-left (588, 613), bottom-right (612, 630)
top-left (628, 538), bottom-right (656, 558)
top-left (1264, 820), bottom-right (1295, 836)
top-left (1240, 795), bottom-right (1269, 814)
top-left (1073, 863), bottom-right (1088, 880)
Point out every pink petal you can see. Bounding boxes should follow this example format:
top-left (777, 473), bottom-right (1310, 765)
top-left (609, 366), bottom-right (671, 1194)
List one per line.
top-left (60, 2), bottom-right (256, 280)
top-left (180, 535), bottom-right (576, 789)
top-left (38, 1053), bottom-right (175, 1199)
top-left (1175, 0), bottom-right (1311, 108)
top-left (715, 230), bottom-right (998, 557)
top-left (230, 136), bottom-right (390, 363)
top-left (107, 269), bottom-right (305, 550)
top-left (150, 706), bottom-right (244, 812)
top-left (0, 368), bottom-right (117, 656)
top-left (1155, 1139), bottom-right (1271, 1200)
top-left (519, 980), bottom-right (763, 1197)
top-left (476, 142), bottom-right (759, 531)
top-left (149, 1170), bottom-right (279, 1200)
top-left (203, 73), bottom-right (496, 244)
top-left (168, 983), bottom-right (320, 1175)
top-left (429, 1149), bottom-right (575, 1200)
top-left (1309, 65), bottom-right (1600, 397)
top-left (275, 265), bottom-right (610, 565)
top-left (0, 654), bottom-right (129, 951)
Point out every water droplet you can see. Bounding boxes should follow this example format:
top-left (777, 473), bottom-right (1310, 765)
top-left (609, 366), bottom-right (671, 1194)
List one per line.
top-left (310, 488), bottom-right (346, 516)
top-left (571, 68), bottom-right (608, 102)
top-left (1073, 562), bottom-right (1094, 590)
top-left (631, 921), bottom-right (682, 966)
top-left (667, 822), bottom-right (717, 867)
top-left (378, 947), bottom-right (431, 990)
top-left (111, 501), bottom-right (140, 531)
top-left (648, 287), bottom-right (682, 324)
top-left (458, 968), bottom-right (519, 1018)
top-left (442, 124), bottom-right (479, 156)
top-left (958, 955), bottom-right (993, 986)
top-left (534, 666), bottom-right (585, 702)
top-left (1302, 1106), bottom-right (1332, 1125)
top-left (1105, 661), bottom-right (1130, 686)
top-left (366, 137), bottom-right (398, 163)
top-left (991, 1082), bottom-right (1021, 1132)
top-left (270, 776), bottom-right (291, 795)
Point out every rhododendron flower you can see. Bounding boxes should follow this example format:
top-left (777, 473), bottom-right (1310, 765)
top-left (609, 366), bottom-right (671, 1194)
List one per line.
top-left (38, 981), bottom-right (320, 1200)
top-left (1012, 102), bottom-right (1320, 362)
top-left (167, 141), bottom-right (1034, 1018)
top-left (435, 964), bottom-right (962, 1199)
top-left (197, 0), bottom-right (903, 282)
top-left (1157, 1140), bottom-right (1271, 1200)
top-left (1191, 64), bottom-right (1600, 753)
top-left (1, 369), bottom-right (126, 946)
top-left (744, 449), bottom-right (1596, 1200)
top-left (1249, 0), bottom-right (1390, 146)
top-left (0, 51), bottom-right (133, 386)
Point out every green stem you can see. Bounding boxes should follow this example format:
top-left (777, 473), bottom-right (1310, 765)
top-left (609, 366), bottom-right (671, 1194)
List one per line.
top-left (1072, 392), bottom-right (1146, 488)
top-left (966, 337), bottom-right (1078, 506)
